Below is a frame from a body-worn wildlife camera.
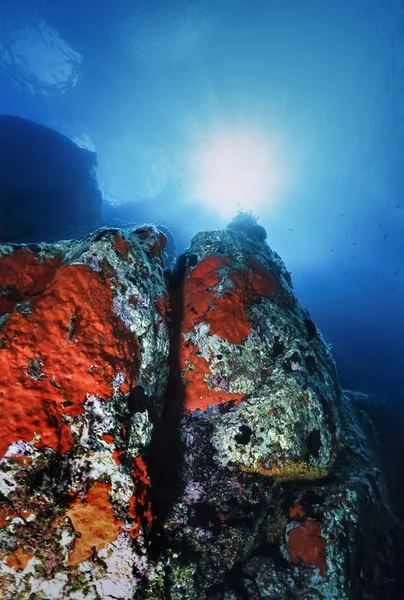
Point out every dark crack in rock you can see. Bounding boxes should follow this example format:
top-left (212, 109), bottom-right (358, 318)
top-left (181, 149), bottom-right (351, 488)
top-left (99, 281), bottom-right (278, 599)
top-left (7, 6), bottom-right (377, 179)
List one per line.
top-left (0, 215), bottom-right (401, 599)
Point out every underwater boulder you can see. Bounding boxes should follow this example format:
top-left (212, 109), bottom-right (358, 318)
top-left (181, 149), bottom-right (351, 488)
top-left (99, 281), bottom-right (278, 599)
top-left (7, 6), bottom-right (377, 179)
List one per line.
top-left (0, 115), bottom-right (102, 243)
top-left (0, 218), bottom-right (400, 599)
top-left (0, 227), bottom-right (169, 598)
top-left (151, 215), bottom-right (400, 600)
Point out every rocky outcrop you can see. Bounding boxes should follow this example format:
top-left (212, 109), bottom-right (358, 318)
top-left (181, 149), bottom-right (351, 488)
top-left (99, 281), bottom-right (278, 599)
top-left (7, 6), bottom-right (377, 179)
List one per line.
top-left (0, 227), bottom-right (169, 598)
top-left (0, 116), bottom-right (102, 244)
top-left (0, 216), bottom-right (400, 599)
top-left (147, 218), bottom-right (399, 600)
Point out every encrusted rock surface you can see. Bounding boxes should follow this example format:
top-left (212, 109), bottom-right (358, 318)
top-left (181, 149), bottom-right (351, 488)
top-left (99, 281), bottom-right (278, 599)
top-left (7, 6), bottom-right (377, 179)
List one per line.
top-left (177, 223), bottom-right (341, 478)
top-left (0, 227), bottom-right (169, 599)
top-left (141, 216), bottom-right (399, 600)
top-left (0, 216), bottom-right (401, 599)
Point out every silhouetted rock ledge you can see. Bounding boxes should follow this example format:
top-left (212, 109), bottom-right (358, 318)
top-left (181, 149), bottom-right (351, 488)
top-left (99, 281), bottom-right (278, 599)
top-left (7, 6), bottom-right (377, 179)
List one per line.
top-left (0, 115), bottom-right (102, 244)
top-left (0, 220), bottom-right (401, 599)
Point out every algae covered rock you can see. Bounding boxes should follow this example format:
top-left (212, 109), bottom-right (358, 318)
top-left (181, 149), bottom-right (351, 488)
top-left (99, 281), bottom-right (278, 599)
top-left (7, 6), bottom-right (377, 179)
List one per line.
top-left (151, 214), bottom-right (400, 600)
top-left (0, 214), bottom-right (400, 599)
top-left (0, 227), bottom-right (169, 599)
top-left (176, 215), bottom-right (342, 479)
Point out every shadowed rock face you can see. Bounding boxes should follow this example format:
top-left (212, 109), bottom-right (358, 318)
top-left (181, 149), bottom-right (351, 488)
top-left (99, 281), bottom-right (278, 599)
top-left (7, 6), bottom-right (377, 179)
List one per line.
top-left (0, 115), bottom-right (102, 243)
top-left (0, 220), bottom-right (401, 599)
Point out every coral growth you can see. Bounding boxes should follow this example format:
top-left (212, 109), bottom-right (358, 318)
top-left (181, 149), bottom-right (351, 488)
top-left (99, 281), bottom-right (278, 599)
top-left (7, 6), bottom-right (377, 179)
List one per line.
top-left (65, 481), bottom-right (123, 566)
top-left (0, 227), bottom-right (169, 599)
top-left (180, 340), bottom-right (245, 411)
top-left (0, 248), bottom-right (62, 314)
top-left (0, 224), bottom-right (400, 600)
top-left (0, 263), bottom-right (140, 456)
top-left (287, 519), bottom-right (326, 575)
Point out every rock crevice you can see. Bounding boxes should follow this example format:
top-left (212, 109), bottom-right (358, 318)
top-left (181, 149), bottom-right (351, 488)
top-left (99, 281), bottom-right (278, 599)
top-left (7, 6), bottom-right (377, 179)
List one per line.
top-left (0, 216), bottom-right (400, 599)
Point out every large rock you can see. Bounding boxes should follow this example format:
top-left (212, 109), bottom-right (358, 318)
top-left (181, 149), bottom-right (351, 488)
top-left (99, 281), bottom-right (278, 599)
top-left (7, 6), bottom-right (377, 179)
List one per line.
top-left (145, 214), bottom-right (400, 600)
top-left (0, 116), bottom-right (102, 243)
top-left (0, 227), bottom-right (169, 598)
top-left (0, 215), bottom-right (400, 599)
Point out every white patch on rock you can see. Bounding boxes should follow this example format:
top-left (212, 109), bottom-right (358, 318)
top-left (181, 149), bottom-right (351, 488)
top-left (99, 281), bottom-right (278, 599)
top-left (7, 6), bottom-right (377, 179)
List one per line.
top-left (33, 572), bottom-right (69, 600)
top-left (95, 532), bottom-right (138, 598)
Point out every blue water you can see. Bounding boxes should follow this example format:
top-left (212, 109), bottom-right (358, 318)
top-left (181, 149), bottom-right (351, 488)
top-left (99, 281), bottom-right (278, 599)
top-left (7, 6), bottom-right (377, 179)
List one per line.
top-left (1, 0), bottom-right (403, 508)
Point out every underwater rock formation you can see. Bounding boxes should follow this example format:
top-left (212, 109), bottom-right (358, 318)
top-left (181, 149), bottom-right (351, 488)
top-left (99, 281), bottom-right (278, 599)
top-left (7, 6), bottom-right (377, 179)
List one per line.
top-left (0, 227), bottom-right (169, 598)
top-left (0, 116), bottom-right (102, 244)
top-left (0, 216), bottom-right (400, 599)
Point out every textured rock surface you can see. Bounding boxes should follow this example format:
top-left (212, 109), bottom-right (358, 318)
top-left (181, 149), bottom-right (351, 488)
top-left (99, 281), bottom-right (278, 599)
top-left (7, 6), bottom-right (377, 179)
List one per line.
top-left (145, 216), bottom-right (400, 600)
top-left (0, 216), bottom-right (400, 599)
top-left (177, 225), bottom-right (341, 478)
top-left (0, 227), bottom-right (169, 599)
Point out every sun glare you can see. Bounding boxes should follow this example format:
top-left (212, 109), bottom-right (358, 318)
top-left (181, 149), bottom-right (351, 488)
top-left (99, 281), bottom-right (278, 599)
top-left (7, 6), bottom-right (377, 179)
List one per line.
top-left (189, 128), bottom-right (283, 217)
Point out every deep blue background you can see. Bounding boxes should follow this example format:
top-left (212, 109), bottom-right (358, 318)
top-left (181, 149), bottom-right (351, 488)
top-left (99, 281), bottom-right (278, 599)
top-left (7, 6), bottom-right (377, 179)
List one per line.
top-left (1, 0), bottom-right (403, 508)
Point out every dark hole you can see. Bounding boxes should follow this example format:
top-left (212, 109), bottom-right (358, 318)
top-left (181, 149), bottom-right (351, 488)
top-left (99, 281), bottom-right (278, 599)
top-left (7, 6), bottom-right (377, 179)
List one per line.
top-left (188, 503), bottom-right (222, 533)
top-left (304, 317), bottom-right (317, 340)
top-left (235, 425), bottom-right (252, 445)
top-left (305, 355), bottom-right (317, 374)
top-left (30, 469), bottom-right (45, 490)
top-left (188, 253), bottom-right (198, 267)
top-left (128, 385), bottom-right (150, 413)
top-left (307, 429), bottom-right (321, 458)
top-left (272, 337), bottom-right (284, 358)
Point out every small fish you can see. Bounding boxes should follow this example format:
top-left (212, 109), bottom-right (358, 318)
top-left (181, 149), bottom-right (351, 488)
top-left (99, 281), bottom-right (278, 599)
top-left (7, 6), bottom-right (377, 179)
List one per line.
top-left (395, 205), bottom-right (401, 208)
top-left (288, 228), bottom-right (294, 231)
top-left (352, 242), bottom-right (357, 245)
top-left (344, 272), bottom-right (348, 275)
top-left (383, 234), bottom-right (387, 241)
top-left (340, 213), bottom-right (344, 216)
top-left (394, 270), bottom-right (399, 274)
